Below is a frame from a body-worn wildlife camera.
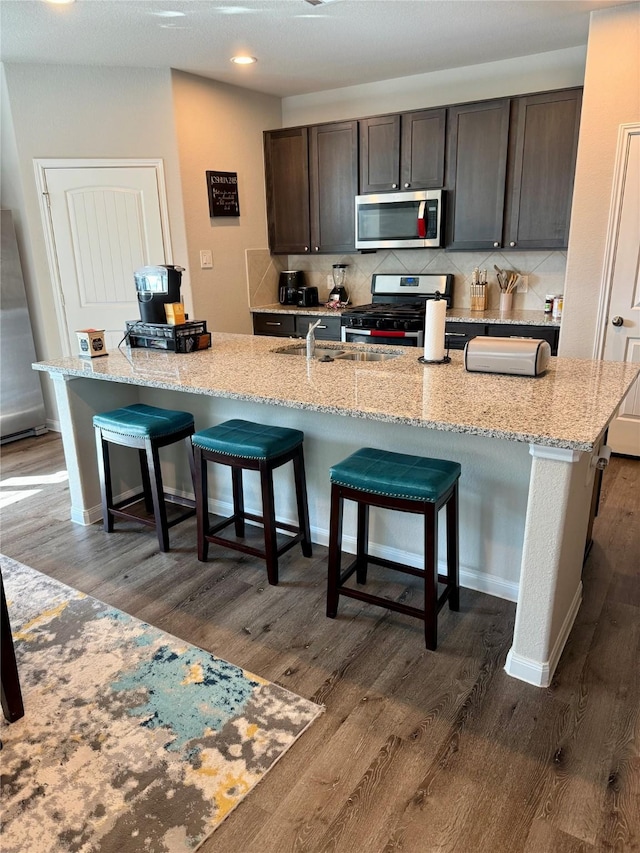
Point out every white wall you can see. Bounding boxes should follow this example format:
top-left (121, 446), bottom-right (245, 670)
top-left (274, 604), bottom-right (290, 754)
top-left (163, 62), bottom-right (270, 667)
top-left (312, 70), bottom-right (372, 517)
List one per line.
top-left (0, 64), bottom-right (189, 421)
top-left (171, 71), bottom-right (281, 334)
top-left (282, 46), bottom-right (586, 127)
top-left (560, 4), bottom-right (640, 358)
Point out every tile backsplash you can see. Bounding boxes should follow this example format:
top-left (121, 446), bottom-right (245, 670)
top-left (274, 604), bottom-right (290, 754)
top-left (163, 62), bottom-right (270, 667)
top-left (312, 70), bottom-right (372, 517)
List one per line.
top-left (246, 248), bottom-right (566, 311)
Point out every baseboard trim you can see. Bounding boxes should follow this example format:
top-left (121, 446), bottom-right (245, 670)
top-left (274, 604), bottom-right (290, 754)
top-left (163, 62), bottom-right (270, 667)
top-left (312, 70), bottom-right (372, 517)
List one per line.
top-left (75, 490), bottom-right (521, 604)
top-left (315, 525), bottom-right (520, 603)
top-left (504, 581), bottom-right (582, 687)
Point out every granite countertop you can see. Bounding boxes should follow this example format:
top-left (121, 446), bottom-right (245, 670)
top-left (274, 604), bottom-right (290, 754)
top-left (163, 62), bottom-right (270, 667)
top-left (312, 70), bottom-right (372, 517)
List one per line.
top-left (250, 303), bottom-right (560, 327)
top-left (34, 333), bottom-right (637, 452)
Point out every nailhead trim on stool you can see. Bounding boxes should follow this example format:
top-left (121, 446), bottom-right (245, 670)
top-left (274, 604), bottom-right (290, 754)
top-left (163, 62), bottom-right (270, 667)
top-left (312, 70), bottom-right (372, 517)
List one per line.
top-left (326, 447), bottom-right (461, 650)
top-left (192, 419), bottom-right (313, 585)
top-left (93, 403), bottom-right (196, 553)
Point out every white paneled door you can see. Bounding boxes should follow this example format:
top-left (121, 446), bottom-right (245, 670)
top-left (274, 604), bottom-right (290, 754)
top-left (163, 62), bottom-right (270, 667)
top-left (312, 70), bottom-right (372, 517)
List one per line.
top-left (35, 159), bottom-right (172, 355)
top-left (598, 126), bottom-right (640, 457)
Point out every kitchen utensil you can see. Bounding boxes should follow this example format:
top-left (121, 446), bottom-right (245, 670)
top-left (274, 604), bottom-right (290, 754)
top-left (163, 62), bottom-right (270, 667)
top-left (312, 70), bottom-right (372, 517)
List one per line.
top-left (134, 265), bottom-right (184, 324)
top-left (297, 286), bottom-right (319, 307)
top-left (329, 264), bottom-right (349, 305)
top-left (279, 270), bottom-right (305, 305)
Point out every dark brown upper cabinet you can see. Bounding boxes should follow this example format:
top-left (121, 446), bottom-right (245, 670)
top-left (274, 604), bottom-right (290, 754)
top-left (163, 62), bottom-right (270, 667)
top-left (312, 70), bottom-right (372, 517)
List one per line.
top-left (359, 108), bottom-right (446, 193)
top-left (264, 121), bottom-right (358, 254)
top-left (446, 99), bottom-right (511, 251)
top-left (264, 127), bottom-right (310, 255)
top-left (309, 120), bottom-right (359, 254)
top-left (504, 88), bottom-right (582, 250)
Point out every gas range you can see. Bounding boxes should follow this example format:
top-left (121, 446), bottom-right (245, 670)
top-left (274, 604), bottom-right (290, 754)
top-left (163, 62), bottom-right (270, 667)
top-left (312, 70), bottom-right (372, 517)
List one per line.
top-left (341, 273), bottom-right (453, 345)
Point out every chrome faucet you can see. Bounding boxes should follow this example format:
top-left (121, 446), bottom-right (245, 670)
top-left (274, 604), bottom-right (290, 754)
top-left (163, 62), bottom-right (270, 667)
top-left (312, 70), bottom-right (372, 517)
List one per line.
top-left (306, 319), bottom-right (322, 360)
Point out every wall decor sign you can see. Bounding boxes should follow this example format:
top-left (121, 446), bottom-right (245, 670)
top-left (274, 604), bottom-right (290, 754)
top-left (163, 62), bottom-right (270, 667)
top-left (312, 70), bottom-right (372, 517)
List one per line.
top-left (206, 170), bottom-right (240, 217)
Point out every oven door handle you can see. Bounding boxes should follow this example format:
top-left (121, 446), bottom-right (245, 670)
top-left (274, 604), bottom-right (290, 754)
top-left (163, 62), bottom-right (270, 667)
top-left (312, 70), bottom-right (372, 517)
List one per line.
top-left (417, 201), bottom-right (427, 239)
top-left (343, 328), bottom-right (372, 336)
top-left (370, 329), bottom-right (414, 338)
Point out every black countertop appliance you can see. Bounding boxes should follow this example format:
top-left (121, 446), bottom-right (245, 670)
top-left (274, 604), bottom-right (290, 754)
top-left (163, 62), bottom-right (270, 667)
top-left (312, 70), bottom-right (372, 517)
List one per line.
top-left (297, 286), bottom-right (319, 307)
top-left (134, 265), bottom-right (184, 324)
top-left (279, 270), bottom-right (305, 305)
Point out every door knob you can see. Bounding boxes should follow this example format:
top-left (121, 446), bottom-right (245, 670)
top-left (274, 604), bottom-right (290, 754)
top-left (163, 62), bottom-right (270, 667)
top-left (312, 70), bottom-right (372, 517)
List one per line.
top-left (611, 316), bottom-right (624, 327)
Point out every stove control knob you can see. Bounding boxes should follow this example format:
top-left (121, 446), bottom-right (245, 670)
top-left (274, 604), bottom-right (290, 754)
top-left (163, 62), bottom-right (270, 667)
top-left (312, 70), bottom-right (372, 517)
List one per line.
top-left (376, 320), bottom-right (384, 330)
top-left (404, 321), bottom-right (411, 330)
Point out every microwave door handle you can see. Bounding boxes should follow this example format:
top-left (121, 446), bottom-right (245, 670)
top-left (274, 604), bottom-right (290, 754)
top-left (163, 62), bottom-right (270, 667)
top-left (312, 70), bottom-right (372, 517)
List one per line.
top-left (417, 201), bottom-right (427, 238)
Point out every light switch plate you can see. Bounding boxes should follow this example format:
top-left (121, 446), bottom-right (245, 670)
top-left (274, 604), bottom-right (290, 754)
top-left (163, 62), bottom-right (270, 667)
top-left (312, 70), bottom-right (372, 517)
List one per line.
top-left (200, 249), bottom-right (213, 269)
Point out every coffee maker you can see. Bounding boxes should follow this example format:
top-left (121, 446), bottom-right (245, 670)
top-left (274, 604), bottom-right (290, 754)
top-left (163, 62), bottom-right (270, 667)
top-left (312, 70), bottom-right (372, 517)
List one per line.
top-left (134, 265), bottom-right (184, 324)
top-left (278, 270), bottom-right (305, 305)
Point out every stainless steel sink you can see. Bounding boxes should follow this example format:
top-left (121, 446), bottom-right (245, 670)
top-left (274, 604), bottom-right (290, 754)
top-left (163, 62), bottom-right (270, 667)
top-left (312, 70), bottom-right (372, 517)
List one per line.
top-left (273, 344), bottom-right (344, 358)
top-left (273, 344), bottom-right (403, 362)
top-left (334, 350), bottom-right (403, 362)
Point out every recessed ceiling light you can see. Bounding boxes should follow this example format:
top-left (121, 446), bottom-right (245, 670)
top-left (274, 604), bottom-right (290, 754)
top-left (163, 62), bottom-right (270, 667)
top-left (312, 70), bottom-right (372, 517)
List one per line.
top-left (152, 10), bottom-right (186, 17)
top-left (44, 0), bottom-right (76, 5)
top-left (230, 56), bottom-right (257, 65)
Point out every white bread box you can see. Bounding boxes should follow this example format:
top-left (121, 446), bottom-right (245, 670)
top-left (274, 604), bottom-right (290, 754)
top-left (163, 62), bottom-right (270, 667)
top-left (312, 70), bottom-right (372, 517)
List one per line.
top-left (464, 336), bottom-right (551, 377)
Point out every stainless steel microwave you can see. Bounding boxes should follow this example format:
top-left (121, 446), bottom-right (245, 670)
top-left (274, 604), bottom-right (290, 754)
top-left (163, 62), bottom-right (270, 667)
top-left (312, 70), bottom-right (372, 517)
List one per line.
top-left (355, 189), bottom-right (444, 250)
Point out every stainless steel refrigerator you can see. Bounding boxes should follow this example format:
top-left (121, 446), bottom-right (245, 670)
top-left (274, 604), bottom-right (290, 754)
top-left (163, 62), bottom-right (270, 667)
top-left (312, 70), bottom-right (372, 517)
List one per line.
top-left (1, 209), bottom-right (46, 443)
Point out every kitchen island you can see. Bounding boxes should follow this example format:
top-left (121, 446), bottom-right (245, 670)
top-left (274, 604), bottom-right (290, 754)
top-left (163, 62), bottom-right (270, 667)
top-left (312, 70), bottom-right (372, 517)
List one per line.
top-left (34, 333), bottom-right (638, 687)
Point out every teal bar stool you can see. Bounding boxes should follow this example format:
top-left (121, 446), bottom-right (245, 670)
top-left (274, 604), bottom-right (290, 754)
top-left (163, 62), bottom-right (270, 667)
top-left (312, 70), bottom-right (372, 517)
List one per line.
top-left (93, 403), bottom-right (196, 553)
top-left (192, 419), bottom-right (312, 585)
top-left (326, 447), bottom-right (461, 650)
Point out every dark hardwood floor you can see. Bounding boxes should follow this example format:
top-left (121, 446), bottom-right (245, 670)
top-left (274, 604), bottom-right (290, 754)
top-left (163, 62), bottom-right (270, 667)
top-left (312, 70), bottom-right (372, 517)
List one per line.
top-left (1, 432), bottom-right (638, 852)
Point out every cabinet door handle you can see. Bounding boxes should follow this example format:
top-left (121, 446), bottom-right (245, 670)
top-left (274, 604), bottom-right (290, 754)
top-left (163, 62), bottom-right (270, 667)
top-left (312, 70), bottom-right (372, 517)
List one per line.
top-left (266, 321), bottom-right (282, 326)
top-left (314, 246), bottom-right (319, 252)
top-left (317, 325), bottom-right (327, 329)
top-left (404, 182), bottom-right (410, 188)
top-left (304, 246), bottom-right (309, 252)
top-left (392, 183), bottom-right (398, 189)
top-left (493, 242), bottom-right (500, 247)
top-left (509, 241), bottom-right (516, 247)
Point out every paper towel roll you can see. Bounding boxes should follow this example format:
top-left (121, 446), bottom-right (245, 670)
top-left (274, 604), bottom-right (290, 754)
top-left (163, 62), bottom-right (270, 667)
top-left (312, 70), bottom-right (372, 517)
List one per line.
top-left (424, 299), bottom-right (446, 361)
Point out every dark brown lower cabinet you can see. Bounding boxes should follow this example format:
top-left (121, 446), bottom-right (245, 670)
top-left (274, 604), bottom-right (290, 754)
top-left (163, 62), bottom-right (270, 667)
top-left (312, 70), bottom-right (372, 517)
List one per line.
top-left (445, 321), bottom-right (559, 355)
top-left (252, 313), bottom-right (342, 341)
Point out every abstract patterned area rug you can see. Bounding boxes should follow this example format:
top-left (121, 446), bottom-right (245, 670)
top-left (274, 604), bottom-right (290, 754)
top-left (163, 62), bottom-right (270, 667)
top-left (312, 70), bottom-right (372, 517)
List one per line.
top-left (0, 555), bottom-right (323, 853)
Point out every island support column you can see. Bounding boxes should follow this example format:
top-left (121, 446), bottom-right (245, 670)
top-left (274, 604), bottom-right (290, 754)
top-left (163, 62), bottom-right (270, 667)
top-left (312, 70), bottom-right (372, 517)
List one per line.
top-left (50, 374), bottom-right (139, 524)
top-left (505, 443), bottom-right (595, 687)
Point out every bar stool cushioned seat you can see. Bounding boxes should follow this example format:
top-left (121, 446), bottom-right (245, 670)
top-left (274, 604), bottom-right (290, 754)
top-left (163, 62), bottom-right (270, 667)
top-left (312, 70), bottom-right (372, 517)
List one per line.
top-left (93, 403), bottom-right (196, 553)
top-left (327, 447), bottom-right (461, 650)
top-left (192, 418), bottom-right (312, 585)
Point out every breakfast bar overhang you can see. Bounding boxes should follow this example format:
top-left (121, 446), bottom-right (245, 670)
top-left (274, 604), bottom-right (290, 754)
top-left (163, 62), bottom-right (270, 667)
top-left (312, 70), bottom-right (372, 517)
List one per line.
top-left (34, 333), bottom-right (639, 688)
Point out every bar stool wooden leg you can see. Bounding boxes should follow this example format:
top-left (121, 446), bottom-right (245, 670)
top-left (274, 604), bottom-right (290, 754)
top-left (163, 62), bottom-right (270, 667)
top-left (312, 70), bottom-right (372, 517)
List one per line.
top-left (355, 502), bottom-right (369, 584)
top-left (231, 466), bottom-right (245, 537)
top-left (138, 449), bottom-right (154, 514)
top-left (145, 438), bottom-right (170, 552)
top-left (447, 483), bottom-right (460, 611)
top-left (326, 484), bottom-right (344, 618)
top-left (260, 463), bottom-right (279, 585)
top-left (424, 502), bottom-right (438, 651)
top-left (293, 447), bottom-right (312, 558)
top-left (95, 431), bottom-right (114, 533)
top-left (195, 448), bottom-right (209, 563)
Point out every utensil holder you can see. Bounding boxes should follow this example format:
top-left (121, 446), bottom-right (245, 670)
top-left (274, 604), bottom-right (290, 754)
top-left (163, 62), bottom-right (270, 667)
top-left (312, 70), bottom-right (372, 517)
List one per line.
top-left (499, 292), bottom-right (513, 312)
top-left (470, 284), bottom-right (487, 311)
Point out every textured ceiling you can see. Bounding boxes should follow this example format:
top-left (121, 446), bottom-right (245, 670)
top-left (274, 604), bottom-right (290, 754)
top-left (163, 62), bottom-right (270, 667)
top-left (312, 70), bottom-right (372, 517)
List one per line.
top-left (0, 0), bottom-right (633, 98)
